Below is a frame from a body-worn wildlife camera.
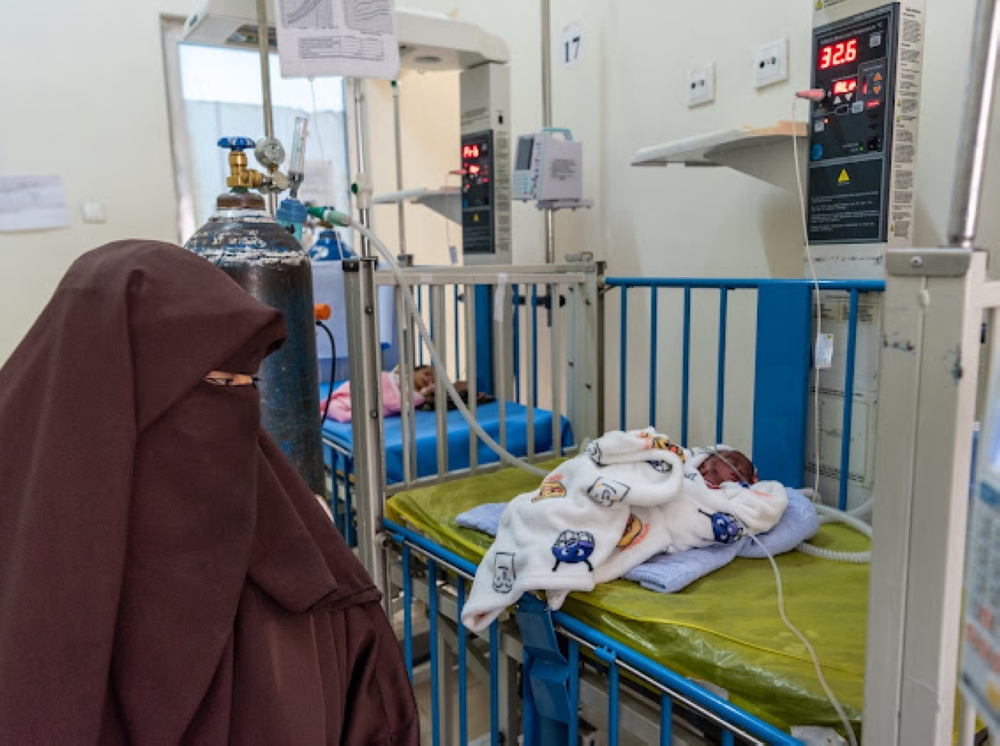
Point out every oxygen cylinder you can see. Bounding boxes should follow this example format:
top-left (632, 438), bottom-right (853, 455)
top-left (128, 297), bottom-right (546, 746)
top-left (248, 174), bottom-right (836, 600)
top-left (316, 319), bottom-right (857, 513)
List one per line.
top-left (185, 152), bottom-right (325, 497)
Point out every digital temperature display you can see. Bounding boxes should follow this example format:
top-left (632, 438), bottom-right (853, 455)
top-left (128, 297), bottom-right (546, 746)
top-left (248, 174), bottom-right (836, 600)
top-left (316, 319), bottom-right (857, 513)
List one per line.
top-left (462, 144), bottom-right (481, 159)
top-left (819, 38), bottom-right (858, 69)
top-left (832, 78), bottom-right (858, 96)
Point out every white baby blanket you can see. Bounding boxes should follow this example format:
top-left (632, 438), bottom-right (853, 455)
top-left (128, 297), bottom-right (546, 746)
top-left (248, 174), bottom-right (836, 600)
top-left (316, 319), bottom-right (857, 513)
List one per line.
top-left (461, 429), bottom-right (787, 632)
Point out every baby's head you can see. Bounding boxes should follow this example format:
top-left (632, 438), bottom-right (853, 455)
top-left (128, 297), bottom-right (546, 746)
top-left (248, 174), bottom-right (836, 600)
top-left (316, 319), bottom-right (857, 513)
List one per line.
top-left (413, 365), bottom-right (435, 396)
top-left (697, 449), bottom-right (757, 487)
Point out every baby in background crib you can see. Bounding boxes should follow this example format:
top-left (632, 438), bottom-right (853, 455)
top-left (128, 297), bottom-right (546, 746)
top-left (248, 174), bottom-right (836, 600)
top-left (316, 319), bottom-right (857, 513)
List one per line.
top-left (321, 365), bottom-right (494, 422)
top-left (322, 365), bottom-right (436, 423)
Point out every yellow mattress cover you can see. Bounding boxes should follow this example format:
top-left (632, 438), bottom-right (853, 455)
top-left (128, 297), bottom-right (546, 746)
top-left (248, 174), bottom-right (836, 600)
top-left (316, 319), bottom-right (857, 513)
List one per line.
top-left (386, 459), bottom-right (869, 732)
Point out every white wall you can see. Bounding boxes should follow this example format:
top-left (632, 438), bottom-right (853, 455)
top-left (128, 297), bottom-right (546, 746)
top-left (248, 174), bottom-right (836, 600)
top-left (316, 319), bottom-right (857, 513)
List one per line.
top-left (0, 0), bottom-right (202, 361)
top-left (1, 0), bottom-right (998, 444)
top-left (372, 0), bottom-right (1000, 447)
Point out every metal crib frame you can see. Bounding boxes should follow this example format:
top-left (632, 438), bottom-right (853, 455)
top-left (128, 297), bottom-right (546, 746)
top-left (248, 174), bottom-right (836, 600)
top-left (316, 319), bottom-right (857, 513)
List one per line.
top-left (341, 250), bottom-right (885, 743)
top-left (342, 259), bottom-right (602, 615)
top-left (864, 0), bottom-right (1000, 740)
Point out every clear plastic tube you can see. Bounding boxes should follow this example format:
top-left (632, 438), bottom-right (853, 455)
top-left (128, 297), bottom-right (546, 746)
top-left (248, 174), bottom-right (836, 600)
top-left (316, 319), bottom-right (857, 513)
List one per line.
top-left (347, 220), bottom-right (548, 477)
top-left (288, 117), bottom-right (309, 195)
top-left (796, 499), bottom-right (872, 564)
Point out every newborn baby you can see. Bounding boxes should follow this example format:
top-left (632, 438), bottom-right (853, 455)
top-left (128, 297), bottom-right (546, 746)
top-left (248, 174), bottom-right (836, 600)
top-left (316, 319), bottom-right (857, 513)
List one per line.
top-left (696, 449), bottom-right (757, 488)
top-left (323, 365), bottom-right (435, 422)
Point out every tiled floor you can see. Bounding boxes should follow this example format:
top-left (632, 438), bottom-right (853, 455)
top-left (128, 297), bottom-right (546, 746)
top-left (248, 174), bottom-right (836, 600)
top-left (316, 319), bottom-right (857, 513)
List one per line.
top-left (413, 672), bottom-right (493, 745)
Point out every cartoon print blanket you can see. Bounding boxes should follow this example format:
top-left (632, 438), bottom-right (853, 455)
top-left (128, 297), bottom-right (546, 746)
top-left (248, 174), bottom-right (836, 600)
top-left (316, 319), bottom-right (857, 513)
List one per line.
top-left (460, 429), bottom-right (788, 632)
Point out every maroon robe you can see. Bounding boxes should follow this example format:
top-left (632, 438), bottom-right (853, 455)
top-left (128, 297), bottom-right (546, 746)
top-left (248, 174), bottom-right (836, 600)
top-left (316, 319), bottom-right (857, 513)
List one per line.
top-left (0, 240), bottom-right (419, 744)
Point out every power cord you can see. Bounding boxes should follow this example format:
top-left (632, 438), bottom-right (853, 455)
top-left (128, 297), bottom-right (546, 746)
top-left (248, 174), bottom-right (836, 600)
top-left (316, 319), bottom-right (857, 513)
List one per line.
top-left (317, 319), bottom-right (336, 423)
top-left (792, 94), bottom-right (825, 501)
top-left (747, 528), bottom-right (859, 746)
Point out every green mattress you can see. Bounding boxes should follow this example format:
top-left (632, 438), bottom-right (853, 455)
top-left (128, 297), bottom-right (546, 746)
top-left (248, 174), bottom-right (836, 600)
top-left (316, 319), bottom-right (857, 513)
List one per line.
top-left (386, 459), bottom-right (869, 733)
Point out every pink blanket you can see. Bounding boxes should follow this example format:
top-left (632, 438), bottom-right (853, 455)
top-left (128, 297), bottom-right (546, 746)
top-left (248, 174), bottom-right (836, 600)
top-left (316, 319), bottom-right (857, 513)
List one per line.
top-left (322, 372), bottom-right (425, 423)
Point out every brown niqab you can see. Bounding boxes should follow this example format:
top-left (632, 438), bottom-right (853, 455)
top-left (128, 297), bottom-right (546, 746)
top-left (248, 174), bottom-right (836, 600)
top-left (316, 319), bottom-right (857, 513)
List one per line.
top-left (0, 241), bottom-right (419, 744)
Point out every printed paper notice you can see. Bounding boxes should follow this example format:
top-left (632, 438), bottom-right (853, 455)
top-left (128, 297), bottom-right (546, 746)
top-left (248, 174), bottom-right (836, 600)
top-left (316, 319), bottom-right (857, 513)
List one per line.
top-left (0, 175), bottom-right (70, 232)
top-left (274, 0), bottom-right (400, 79)
top-left (961, 477), bottom-right (1000, 735)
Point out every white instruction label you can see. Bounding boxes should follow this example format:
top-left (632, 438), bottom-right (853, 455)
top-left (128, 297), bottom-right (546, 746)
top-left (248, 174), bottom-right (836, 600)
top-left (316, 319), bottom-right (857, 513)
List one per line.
top-left (273, 0), bottom-right (400, 79)
top-left (449, 245), bottom-right (459, 266)
top-left (816, 333), bottom-right (835, 369)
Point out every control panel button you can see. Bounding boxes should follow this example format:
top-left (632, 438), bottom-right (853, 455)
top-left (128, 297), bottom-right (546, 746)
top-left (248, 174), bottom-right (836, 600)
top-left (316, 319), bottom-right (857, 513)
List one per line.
top-left (852, 101), bottom-right (865, 114)
top-left (836, 104), bottom-right (850, 116)
top-left (812, 144), bottom-right (824, 161)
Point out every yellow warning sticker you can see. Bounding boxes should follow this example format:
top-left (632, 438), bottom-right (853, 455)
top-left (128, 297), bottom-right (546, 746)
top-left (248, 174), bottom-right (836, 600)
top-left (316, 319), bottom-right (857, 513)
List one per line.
top-left (838, 169), bottom-right (850, 184)
top-left (816, 0), bottom-right (824, 8)
top-left (473, 214), bottom-right (480, 222)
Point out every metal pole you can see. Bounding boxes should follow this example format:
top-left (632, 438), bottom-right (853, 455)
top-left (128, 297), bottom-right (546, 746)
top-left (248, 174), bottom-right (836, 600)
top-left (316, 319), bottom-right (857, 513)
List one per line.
top-left (948, 0), bottom-right (1000, 248)
top-left (541, 0), bottom-right (556, 328)
top-left (392, 81), bottom-right (409, 262)
top-left (256, 0), bottom-right (274, 140)
top-left (541, 0), bottom-right (555, 262)
top-left (352, 78), bottom-right (373, 257)
top-left (343, 258), bottom-right (389, 612)
top-left (255, 0), bottom-right (278, 215)
top-left (541, 0), bottom-right (552, 127)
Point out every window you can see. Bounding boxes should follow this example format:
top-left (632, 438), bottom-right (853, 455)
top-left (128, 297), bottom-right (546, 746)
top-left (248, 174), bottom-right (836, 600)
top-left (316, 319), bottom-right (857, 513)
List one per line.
top-left (162, 18), bottom-right (351, 246)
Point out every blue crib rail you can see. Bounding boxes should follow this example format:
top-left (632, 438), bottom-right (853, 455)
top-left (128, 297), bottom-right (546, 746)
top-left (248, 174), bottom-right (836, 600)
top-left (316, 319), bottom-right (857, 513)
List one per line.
top-left (606, 277), bottom-right (885, 510)
top-left (325, 275), bottom-right (576, 546)
top-left (385, 517), bottom-right (800, 746)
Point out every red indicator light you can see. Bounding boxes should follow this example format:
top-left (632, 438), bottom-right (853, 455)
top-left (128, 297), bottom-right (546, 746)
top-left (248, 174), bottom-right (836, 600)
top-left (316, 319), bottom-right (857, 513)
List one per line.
top-left (866, 100), bottom-right (881, 109)
top-left (832, 78), bottom-right (858, 96)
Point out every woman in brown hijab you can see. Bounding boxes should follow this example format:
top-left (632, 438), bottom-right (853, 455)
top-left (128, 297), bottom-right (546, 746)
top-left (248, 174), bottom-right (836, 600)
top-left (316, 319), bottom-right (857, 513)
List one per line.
top-left (0, 240), bottom-right (419, 744)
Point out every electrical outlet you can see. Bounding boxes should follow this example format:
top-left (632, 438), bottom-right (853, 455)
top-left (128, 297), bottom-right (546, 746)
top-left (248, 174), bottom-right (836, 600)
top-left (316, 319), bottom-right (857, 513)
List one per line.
top-left (754, 38), bottom-right (789, 89)
top-left (687, 62), bottom-right (715, 107)
top-left (81, 200), bottom-right (107, 224)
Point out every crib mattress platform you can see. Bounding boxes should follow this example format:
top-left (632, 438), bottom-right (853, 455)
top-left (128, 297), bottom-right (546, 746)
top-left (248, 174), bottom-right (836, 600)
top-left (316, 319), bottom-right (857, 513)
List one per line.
top-left (385, 460), bottom-right (869, 731)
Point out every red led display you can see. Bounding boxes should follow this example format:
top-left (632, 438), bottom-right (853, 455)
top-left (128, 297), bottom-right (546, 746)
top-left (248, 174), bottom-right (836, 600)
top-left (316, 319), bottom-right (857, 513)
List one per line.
top-left (462, 144), bottom-right (481, 159)
top-left (819, 39), bottom-right (858, 70)
top-left (832, 78), bottom-right (858, 95)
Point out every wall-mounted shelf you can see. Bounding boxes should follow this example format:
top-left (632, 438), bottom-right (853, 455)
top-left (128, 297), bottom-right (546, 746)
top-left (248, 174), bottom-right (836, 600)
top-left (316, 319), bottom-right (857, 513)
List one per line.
top-left (630, 121), bottom-right (809, 192)
top-left (373, 187), bottom-right (461, 223)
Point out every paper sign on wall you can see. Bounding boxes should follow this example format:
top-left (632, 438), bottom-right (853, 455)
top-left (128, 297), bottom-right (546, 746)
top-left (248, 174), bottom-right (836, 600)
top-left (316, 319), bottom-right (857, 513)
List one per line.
top-left (274, 0), bottom-right (400, 79)
top-left (560, 24), bottom-right (583, 68)
top-left (0, 175), bottom-right (71, 233)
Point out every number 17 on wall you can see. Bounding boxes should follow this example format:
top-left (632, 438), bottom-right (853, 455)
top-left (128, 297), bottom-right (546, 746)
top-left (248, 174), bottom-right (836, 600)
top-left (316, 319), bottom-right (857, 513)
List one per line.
top-left (561, 24), bottom-right (583, 68)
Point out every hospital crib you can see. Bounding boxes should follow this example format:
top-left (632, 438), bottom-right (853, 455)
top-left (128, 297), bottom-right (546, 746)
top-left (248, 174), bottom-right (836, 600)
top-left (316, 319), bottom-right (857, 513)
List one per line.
top-left (343, 256), bottom-right (883, 744)
top-left (320, 270), bottom-right (577, 546)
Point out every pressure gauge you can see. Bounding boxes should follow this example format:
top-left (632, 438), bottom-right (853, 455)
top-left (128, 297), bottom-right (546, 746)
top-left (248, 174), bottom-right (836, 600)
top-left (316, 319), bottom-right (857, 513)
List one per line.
top-left (255, 137), bottom-right (286, 170)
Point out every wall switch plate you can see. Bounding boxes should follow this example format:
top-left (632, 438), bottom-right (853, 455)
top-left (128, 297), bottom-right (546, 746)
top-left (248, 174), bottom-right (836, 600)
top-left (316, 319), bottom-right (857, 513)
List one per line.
top-left (81, 200), bottom-right (107, 224)
top-left (754, 38), bottom-right (789, 89)
top-left (688, 62), bottom-right (715, 107)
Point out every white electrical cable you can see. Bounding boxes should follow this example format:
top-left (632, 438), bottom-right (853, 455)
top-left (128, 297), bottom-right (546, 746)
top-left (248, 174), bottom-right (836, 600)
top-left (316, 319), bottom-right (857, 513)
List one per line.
top-left (792, 96), bottom-right (824, 501)
top-left (746, 529), bottom-right (859, 746)
top-left (791, 94), bottom-right (873, 565)
top-left (347, 219), bottom-right (548, 477)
